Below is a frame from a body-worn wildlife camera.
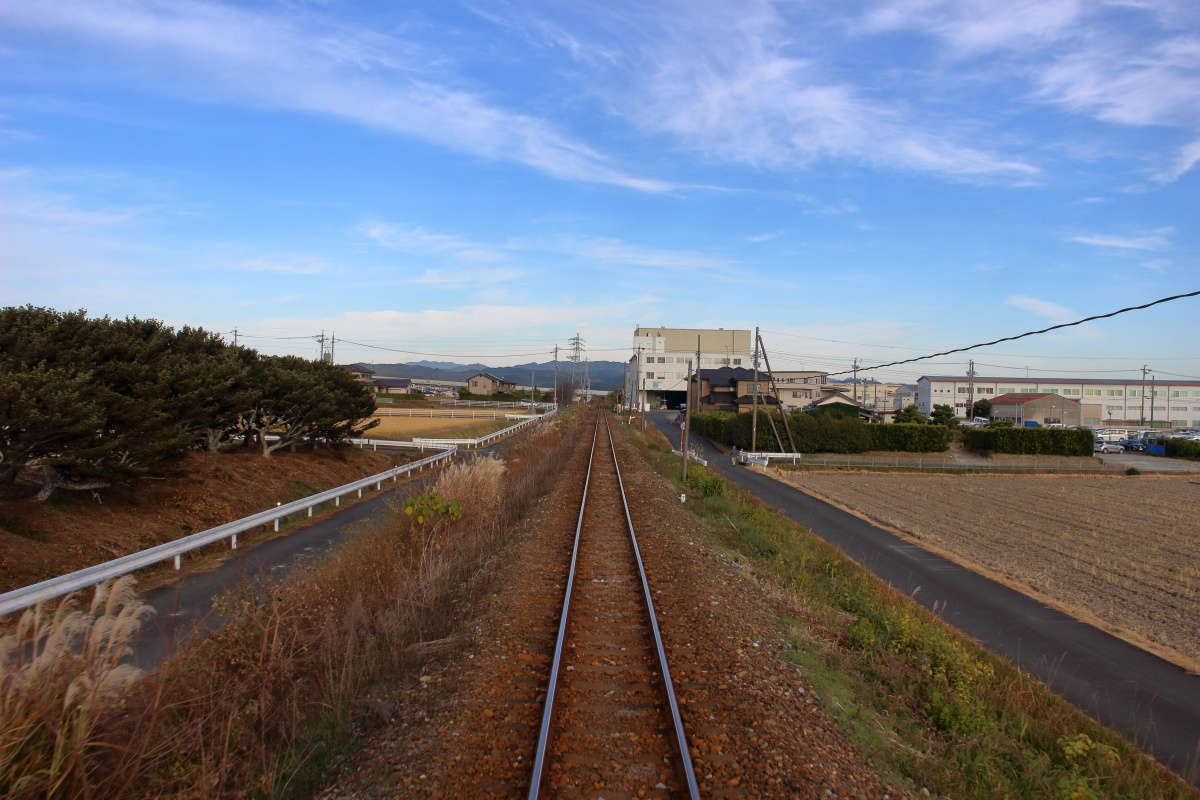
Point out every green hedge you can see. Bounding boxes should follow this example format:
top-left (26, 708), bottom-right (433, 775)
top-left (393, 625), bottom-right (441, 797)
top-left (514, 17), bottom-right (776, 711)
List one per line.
top-left (868, 424), bottom-right (950, 452)
top-left (687, 411), bottom-right (949, 453)
top-left (961, 427), bottom-right (1093, 456)
top-left (1165, 438), bottom-right (1200, 459)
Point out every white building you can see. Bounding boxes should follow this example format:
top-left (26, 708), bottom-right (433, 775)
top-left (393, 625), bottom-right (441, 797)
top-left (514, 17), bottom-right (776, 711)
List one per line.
top-left (627, 327), bottom-right (752, 410)
top-left (916, 375), bottom-right (1200, 428)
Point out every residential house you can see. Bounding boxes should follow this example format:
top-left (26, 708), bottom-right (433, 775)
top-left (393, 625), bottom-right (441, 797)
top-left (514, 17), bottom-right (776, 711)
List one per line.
top-left (373, 377), bottom-right (413, 395)
top-left (341, 364), bottom-right (375, 384)
top-left (467, 372), bottom-right (518, 395)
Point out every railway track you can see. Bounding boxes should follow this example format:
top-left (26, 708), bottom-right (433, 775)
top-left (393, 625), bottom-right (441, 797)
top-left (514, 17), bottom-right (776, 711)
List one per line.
top-left (528, 414), bottom-right (700, 799)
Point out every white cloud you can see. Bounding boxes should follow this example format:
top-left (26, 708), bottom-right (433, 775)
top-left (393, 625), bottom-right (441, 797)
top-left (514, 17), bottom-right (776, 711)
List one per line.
top-left (1140, 260), bottom-right (1169, 271)
top-left (241, 259), bottom-right (324, 275)
top-left (748, 230), bottom-right (783, 243)
top-left (411, 268), bottom-right (526, 288)
top-left (862, 0), bottom-right (1084, 53)
top-left (0, 0), bottom-right (673, 193)
top-left (1068, 228), bottom-right (1173, 250)
top-left (1156, 137), bottom-right (1200, 182)
top-left (1006, 295), bottom-right (1077, 322)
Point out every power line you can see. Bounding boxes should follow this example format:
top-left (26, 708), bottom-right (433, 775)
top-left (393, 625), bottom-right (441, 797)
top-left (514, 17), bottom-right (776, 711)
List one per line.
top-left (825, 290), bottom-right (1200, 377)
top-left (334, 337), bottom-right (553, 359)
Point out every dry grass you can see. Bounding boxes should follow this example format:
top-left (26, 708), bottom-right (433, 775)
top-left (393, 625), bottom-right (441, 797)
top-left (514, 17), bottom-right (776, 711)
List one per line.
top-left (0, 577), bottom-right (152, 796)
top-left (366, 415), bottom-right (513, 440)
top-left (769, 470), bottom-right (1200, 668)
top-left (0, 411), bottom-right (580, 798)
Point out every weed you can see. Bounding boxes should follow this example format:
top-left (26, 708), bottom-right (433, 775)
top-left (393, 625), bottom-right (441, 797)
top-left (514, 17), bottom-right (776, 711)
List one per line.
top-left (629, 422), bottom-right (1195, 800)
top-left (0, 515), bottom-right (44, 541)
top-left (1125, 467), bottom-right (1141, 476)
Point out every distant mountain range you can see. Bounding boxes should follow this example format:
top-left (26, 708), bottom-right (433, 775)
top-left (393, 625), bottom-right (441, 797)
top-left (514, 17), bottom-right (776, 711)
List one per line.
top-left (360, 360), bottom-right (629, 391)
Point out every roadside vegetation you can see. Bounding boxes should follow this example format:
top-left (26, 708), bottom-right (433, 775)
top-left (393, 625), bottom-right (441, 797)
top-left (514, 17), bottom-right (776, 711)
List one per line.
top-left (0, 411), bottom-right (581, 798)
top-left (689, 410), bottom-right (950, 452)
top-left (366, 415), bottom-right (513, 441)
top-left (630, 421), bottom-right (1196, 800)
top-left (0, 306), bottom-right (377, 502)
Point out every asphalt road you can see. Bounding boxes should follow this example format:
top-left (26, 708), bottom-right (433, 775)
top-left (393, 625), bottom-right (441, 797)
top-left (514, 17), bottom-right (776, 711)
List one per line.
top-left (1100, 451), bottom-right (1200, 472)
top-left (650, 413), bottom-right (1200, 784)
top-left (132, 433), bottom-right (534, 669)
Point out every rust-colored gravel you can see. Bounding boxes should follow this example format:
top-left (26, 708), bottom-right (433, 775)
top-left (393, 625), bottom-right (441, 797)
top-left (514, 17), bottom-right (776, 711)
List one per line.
top-left (319, 416), bottom-right (915, 799)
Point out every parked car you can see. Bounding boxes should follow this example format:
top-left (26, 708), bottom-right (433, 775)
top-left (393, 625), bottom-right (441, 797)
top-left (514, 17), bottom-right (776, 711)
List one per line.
top-left (1094, 441), bottom-right (1125, 454)
top-left (1120, 440), bottom-right (1146, 452)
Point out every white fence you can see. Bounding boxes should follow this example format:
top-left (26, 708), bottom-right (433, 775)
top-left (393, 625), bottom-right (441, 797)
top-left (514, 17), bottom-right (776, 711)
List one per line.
top-left (413, 407), bottom-right (556, 449)
top-left (374, 408), bottom-right (515, 418)
top-left (438, 399), bottom-right (556, 409)
top-left (0, 445), bottom-right (456, 617)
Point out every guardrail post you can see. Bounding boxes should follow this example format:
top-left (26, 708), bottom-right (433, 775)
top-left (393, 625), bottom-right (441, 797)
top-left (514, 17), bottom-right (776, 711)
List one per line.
top-left (308, 505), bottom-right (313, 517)
top-left (335, 496), bottom-right (340, 507)
top-left (376, 480), bottom-right (381, 490)
top-left (274, 501), bottom-right (281, 531)
top-left (174, 554), bottom-right (181, 570)
top-left (357, 487), bottom-right (362, 498)
top-left (231, 533), bottom-right (238, 549)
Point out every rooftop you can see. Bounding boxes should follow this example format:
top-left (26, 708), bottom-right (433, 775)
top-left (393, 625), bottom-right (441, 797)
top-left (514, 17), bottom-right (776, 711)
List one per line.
top-left (988, 392), bottom-right (1057, 404)
top-left (918, 375), bottom-right (1200, 386)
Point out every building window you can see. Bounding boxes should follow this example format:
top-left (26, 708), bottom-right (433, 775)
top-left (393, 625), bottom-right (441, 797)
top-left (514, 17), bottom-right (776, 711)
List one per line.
top-left (645, 372), bottom-right (655, 379)
top-left (1021, 387), bottom-right (1036, 393)
top-left (1105, 390), bottom-right (1123, 396)
top-left (1129, 390), bottom-right (1140, 397)
top-left (978, 387), bottom-right (993, 393)
top-left (957, 387), bottom-right (969, 393)
top-left (1084, 389), bottom-right (1101, 396)
top-left (733, 359), bottom-right (742, 365)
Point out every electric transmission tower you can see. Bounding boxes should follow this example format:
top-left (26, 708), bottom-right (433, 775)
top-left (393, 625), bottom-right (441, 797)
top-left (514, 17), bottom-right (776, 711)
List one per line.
top-left (566, 332), bottom-right (585, 397)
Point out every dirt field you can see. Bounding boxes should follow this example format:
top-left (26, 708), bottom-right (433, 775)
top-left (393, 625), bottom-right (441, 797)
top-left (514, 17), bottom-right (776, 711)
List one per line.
top-left (367, 415), bottom-right (513, 440)
top-left (767, 471), bottom-right (1200, 668)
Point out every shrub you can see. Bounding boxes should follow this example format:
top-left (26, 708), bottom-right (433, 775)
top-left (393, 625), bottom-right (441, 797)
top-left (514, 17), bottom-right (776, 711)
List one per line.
top-left (689, 411), bottom-right (947, 453)
top-left (868, 424), bottom-right (950, 452)
top-left (962, 427), bottom-right (1093, 456)
top-left (1164, 438), bottom-right (1200, 460)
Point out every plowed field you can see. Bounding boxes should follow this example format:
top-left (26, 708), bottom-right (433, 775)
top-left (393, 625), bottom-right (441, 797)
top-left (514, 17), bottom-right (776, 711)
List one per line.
top-left (768, 471), bottom-right (1200, 668)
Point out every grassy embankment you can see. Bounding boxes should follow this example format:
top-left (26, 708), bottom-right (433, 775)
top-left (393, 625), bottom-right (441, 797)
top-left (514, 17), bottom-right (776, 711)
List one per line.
top-left (628, 420), bottom-right (1197, 800)
top-left (0, 448), bottom-right (399, 593)
top-left (0, 411), bottom-right (579, 798)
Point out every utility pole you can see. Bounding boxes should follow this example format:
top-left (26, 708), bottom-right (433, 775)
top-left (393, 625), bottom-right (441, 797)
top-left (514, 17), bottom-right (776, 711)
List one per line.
top-left (852, 358), bottom-right (860, 404)
top-left (682, 358), bottom-right (692, 480)
top-left (967, 359), bottom-right (976, 421)
top-left (751, 327), bottom-right (760, 452)
top-left (316, 330), bottom-right (326, 362)
top-left (694, 335), bottom-right (701, 416)
top-left (553, 345), bottom-right (559, 406)
top-left (329, 332), bottom-right (336, 364)
top-left (231, 327), bottom-right (239, 347)
top-left (1140, 364), bottom-right (1149, 426)
top-left (530, 365), bottom-right (536, 407)
top-left (1150, 374), bottom-right (1157, 428)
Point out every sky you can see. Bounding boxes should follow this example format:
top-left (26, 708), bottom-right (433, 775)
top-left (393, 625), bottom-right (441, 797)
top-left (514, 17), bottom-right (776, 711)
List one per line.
top-left (1, 0), bottom-right (1198, 384)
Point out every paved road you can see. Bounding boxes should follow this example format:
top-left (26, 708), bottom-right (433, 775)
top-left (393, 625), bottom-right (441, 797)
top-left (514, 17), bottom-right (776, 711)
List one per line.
top-left (133, 432), bottom-right (535, 669)
top-left (649, 413), bottom-right (1200, 784)
top-left (1100, 452), bottom-right (1200, 472)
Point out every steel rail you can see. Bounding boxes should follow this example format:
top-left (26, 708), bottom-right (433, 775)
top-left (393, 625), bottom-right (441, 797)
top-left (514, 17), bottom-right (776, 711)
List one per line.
top-left (604, 416), bottom-right (702, 800)
top-left (527, 417), bottom-right (599, 799)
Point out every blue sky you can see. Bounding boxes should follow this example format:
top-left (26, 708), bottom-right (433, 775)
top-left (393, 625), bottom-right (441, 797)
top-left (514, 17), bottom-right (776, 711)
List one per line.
top-left (1, 0), bottom-right (1197, 382)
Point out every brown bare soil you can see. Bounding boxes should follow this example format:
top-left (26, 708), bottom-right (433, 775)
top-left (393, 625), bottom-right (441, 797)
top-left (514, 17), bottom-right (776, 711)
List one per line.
top-left (0, 448), bottom-right (398, 592)
top-left (368, 415), bottom-right (513, 440)
top-left (767, 470), bottom-right (1200, 669)
top-left (320, 418), bottom-right (914, 799)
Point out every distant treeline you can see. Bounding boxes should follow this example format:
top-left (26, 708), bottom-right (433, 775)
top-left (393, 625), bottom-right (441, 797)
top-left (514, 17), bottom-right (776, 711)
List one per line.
top-left (1, 306), bottom-right (377, 501)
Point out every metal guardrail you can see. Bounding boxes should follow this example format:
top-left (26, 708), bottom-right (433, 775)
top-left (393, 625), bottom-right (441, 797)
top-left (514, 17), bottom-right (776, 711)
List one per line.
top-left (0, 445), bottom-right (457, 617)
top-left (671, 449), bottom-right (708, 467)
